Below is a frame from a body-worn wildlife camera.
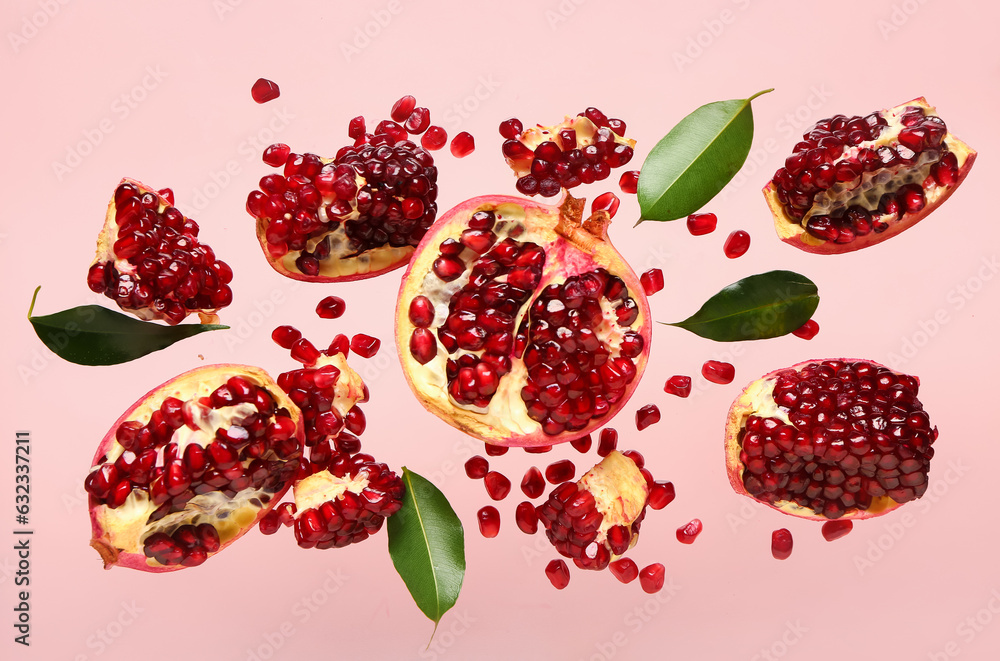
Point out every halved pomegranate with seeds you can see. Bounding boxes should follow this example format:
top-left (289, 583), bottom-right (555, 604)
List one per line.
top-left (766, 97), bottom-right (976, 254)
top-left (394, 193), bottom-right (651, 448)
top-left (725, 359), bottom-right (937, 520)
top-left (88, 179), bottom-right (234, 325)
top-left (86, 365), bottom-right (303, 571)
top-left (501, 109), bottom-right (636, 197)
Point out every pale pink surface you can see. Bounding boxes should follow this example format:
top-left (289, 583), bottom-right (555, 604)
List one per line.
top-left (2, 1), bottom-right (999, 660)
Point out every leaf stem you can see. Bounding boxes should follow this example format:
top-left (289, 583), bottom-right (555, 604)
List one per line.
top-left (27, 286), bottom-right (40, 319)
top-left (747, 88), bottom-right (775, 102)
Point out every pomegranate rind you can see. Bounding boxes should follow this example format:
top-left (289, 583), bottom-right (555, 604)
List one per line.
top-left (765, 97), bottom-right (977, 254)
top-left (88, 364), bottom-right (303, 572)
top-left (394, 193), bottom-right (652, 447)
top-left (724, 358), bottom-right (904, 521)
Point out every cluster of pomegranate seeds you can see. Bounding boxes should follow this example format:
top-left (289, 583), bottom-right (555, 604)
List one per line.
top-left (771, 528), bottom-right (793, 559)
top-left (477, 506), bottom-right (501, 538)
top-left (737, 360), bottom-right (936, 519)
top-left (702, 360), bottom-right (735, 385)
top-left (639, 563), bottom-right (665, 594)
top-left (88, 182), bottom-right (234, 325)
top-left (545, 459), bottom-right (575, 484)
top-left (821, 519), bottom-right (854, 541)
top-left (450, 132), bottom-right (476, 158)
top-left (664, 375), bottom-right (692, 398)
top-left (251, 78), bottom-right (280, 103)
top-left (143, 523), bottom-right (220, 567)
top-left (315, 296), bottom-right (346, 319)
top-left (723, 230), bottom-right (751, 258)
top-left (591, 192), bottom-right (620, 218)
top-left (635, 404), bottom-right (661, 431)
top-left (537, 481), bottom-right (612, 569)
top-left (676, 518), bottom-right (703, 544)
top-left (545, 559), bottom-right (571, 589)
top-left (686, 212), bottom-right (717, 236)
top-left (619, 170), bottom-right (639, 195)
top-left (792, 319), bottom-right (820, 340)
top-left (640, 268), bottom-right (664, 296)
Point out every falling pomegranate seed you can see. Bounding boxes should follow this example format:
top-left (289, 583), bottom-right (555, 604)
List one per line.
top-left (465, 456), bottom-right (489, 479)
top-left (723, 230), bottom-right (751, 258)
top-left (156, 188), bottom-right (175, 205)
top-left (639, 563), bottom-right (665, 594)
top-left (271, 325), bottom-right (302, 349)
top-left (592, 192), bottom-right (620, 219)
top-left (404, 108), bottom-right (431, 134)
top-left (640, 268), bottom-right (664, 296)
top-left (477, 506), bottom-right (501, 538)
top-left (610, 557), bottom-right (639, 584)
top-left (622, 449), bottom-right (644, 469)
top-left (619, 170), bottom-right (640, 195)
top-left (676, 518), bottom-right (703, 544)
top-left (515, 501), bottom-right (538, 534)
top-left (484, 444), bottom-right (509, 457)
top-left (771, 528), bottom-right (793, 560)
top-left (686, 213), bottom-right (717, 236)
top-left (821, 519), bottom-right (854, 541)
top-left (702, 360), bottom-right (735, 384)
top-left (350, 334), bottom-right (380, 358)
top-left (597, 428), bottom-right (618, 457)
top-left (390, 95), bottom-right (417, 122)
top-left (347, 116), bottom-right (366, 140)
top-left (450, 132), bottom-right (476, 158)
top-left (648, 481), bottom-right (675, 510)
top-left (421, 126), bottom-right (448, 151)
top-left (251, 78), bottom-right (280, 104)
top-left (545, 460), bottom-right (576, 484)
top-left (290, 338), bottom-right (321, 366)
top-left (570, 434), bottom-right (592, 453)
top-left (524, 445), bottom-right (553, 454)
top-left (545, 559), bottom-right (571, 589)
top-left (521, 467), bottom-right (545, 499)
top-left (635, 404), bottom-right (660, 431)
top-left (484, 471), bottom-right (511, 500)
top-left (792, 319), bottom-right (820, 340)
top-left (262, 143), bottom-right (290, 167)
top-left (328, 334), bottom-right (350, 356)
top-left (499, 118), bottom-right (524, 140)
top-left (315, 296), bottom-right (346, 319)
top-left (663, 375), bottom-right (692, 398)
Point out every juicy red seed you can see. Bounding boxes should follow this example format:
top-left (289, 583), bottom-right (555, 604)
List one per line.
top-left (597, 428), bottom-right (618, 457)
top-left (792, 319), bottom-right (820, 340)
top-left (408, 295), bottom-right (435, 327)
top-left (676, 518), bottom-right (703, 544)
top-left (591, 192), bottom-right (620, 218)
top-left (484, 471), bottom-right (511, 500)
top-left (450, 132), bottom-right (475, 158)
top-left (771, 528), bottom-right (794, 560)
top-left (686, 213), bottom-right (717, 236)
top-left (609, 557), bottom-right (639, 583)
top-left (821, 519), bottom-right (853, 541)
top-left (639, 563), bottom-right (665, 594)
top-left (390, 95), bottom-right (417, 122)
top-left (544, 460), bottom-right (576, 484)
top-left (350, 334), bottom-right (381, 358)
top-left (622, 449), bottom-right (644, 469)
top-left (524, 445), bottom-right (552, 454)
top-left (259, 509), bottom-right (282, 535)
top-left (570, 434), bottom-right (592, 453)
top-left (409, 328), bottom-right (437, 365)
top-left (521, 467), bottom-right (545, 499)
top-left (664, 375), bottom-right (692, 398)
top-left (648, 481), bottom-right (676, 510)
top-left (498, 118), bottom-right (524, 140)
top-left (484, 444), bottom-right (509, 457)
top-left (157, 188), bottom-right (174, 205)
top-left (545, 559), bottom-right (571, 589)
top-left (263, 143), bottom-right (290, 167)
top-left (251, 78), bottom-right (279, 103)
top-left (315, 296), bottom-right (346, 319)
top-left (477, 506), bottom-right (501, 538)
top-left (635, 404), bottom-right (660, 431)
top-left (723, 230), bottom-right (751, 258)
top-left (348, 116), bottom-right (366, 140)
top-left (702, 360), bottom-right (735, 384)
top-left (290, 338), bottom-right (321, 365)
top-left (404, 107), bottom-right (431, 134)
top-left (421, 126), bottom-right (448, 150)
top-left (619, 170), bottom-right (639, 195)
top-left (515, 501), bottom-right (538, 534)
top-left (465, 456), bottom-right (489, 479)
top-left (328, 334), bottom-right (350, 356)
top-left (640, 268), bottom-right (664, 296)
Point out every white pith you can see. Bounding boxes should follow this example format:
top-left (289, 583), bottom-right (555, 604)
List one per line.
top-left (506, 116), bottom-right (637, 177)
top-left (578, 451), bottom-right (648, 553)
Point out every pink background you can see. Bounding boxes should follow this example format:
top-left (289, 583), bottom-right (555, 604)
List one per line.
top-left (3, 1), bottom-right (999, 659)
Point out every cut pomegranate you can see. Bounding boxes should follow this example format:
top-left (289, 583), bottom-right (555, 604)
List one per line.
top-left (521, 467), bottom-right (545, 498)
top-left (619, 171), bottom-right (639, 195)
top-left (702, 361), bottom-right (735, 385)
top-left (484, 471), bottom-right (511, 500)
top-left (465, 456), bottom-right (489, 479)
top-left (477, 506), bottom-right (501, 538)
top-left (395, 194), bottom-right (652, 448)
top-left (251, 78), bottom-right (280, 103)
top-left (723, 230), bottom-right (751, 258)
top-left (765, 97), bottom-right (976, 254)
top-left (640, 269), bottom-right (664, 296)
top-left (648, 481), bottom-right (675, 510)
top-left (639, 563), bottom-right (665, 593)
top-left (88, 179), bottom-right (233, 325)
top-left (597, 428), bottom-right (618, 457)
top-left (450, 132), bottom-right (476, 158)
top-left (515, 501), bottom-right (539, 534)
top-left (545, 559), bottom-right (571, 589)
top-left (609, 557), bottom-right (639, 583)
top-left (664, 375), bottom-right (692, 398)
top-left (822, 519), bottom-right (854, 541)
top-left (86, 365), bottom-right (304, 571)
top-left (545, 459), bottom-right (576, 484)
top-left (316, 296), bottom-right (346, 319)
top-left (792, 319), bottom-right (820, 340)
top-left (686, 213), bottom-right (717, 236)
top-left (635, 404), bottom-right (660, 431)
top-left (771, 528), bottom-right (793, 559)
top-left (676, 518), bottom-right (703, 544)
top-left (502, 108), bottom-right (637, 197)
top-left (725, 359), bottom-right (937, 521)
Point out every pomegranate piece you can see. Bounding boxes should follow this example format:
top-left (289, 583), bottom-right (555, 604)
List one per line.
top-left (648, 481), bottom-right (675, 510)
top-left (88, 179), bottom-right (233, 325)
top-left (597, 428), bottom-right (618, 457)
top-left (421, 126), bottom-right (448, 150)
top-left (315, 296), bottom-right (346, 319)
top-left (639, 563), bottom-right (665, 593)
top-left (664, 375), bottom-right (692, 398)
top-left (635, 404), bottom-right (660, 431)
top-left (502, 108), bottom-right (637, 197)
top-left (521, 467), bottom-right (545, 498)
top-left (771, 528), bottom-right (793, 559)
top-left (545, 559), bottom-right (571, 589)
top-left (686, 212), bottom-right (717, 236)
top-left (702, 360), bottom-right (735, 385)
top-left (251, 78), bottom-right (280, 103)
top-left (477, 506), bottom-right (501, 538)
top-left (822, 519), bottom-right (854, 541)
top-left (86, 365), bottom-right (304, 571)
top-left (395, 194), bottom-right (652, 448)
top-left (515, 501), bottom-right (539, 534)
top-left (450, 131), bottom-right (476, 158)
top-left (792, 319), bottom-right (820, 340)
top-left (725, 359), bottom-right (937, 521)
top-left (484, 471), bottom-right (512, 500)
top-left (723, 230), bottom-right (751, 258)
top-left (766, 97), bottom-right (976, 254)
top-left (465, 455), bottom-right (489, 479)
top-left (676, 518), bottom-right (703, 544)
top-left (350, 334), bottom-right (381, 358)
top-left (545, 459), bottom-right (576, 484)
top-left (619, 170), bottom-right (639, 195)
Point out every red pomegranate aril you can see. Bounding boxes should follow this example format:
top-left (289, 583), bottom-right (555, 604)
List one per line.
top-left (771, 528), bottom-right (793, 559)
top-left (263, 143), bottom-right (290, 167)
top-left (687, 212), bottom-right (718, 236)
top-left (724, 230), bottom-right (751, 258)
top-left (622, 450), bottom-right (644, 469)
top-left (404, 107), bottom-right (431, 134)
top-left (640, 269), bottom-right (664, 296)
top-left (290, 338), bottom-right (321, 365)
top-left (639, 563), bottom-right (665, 593)
top-left (465, 456), bottom-right (489, 479)
top-left (609, 557), bottom-right (639, 583)
top-left (421, 126), bottom-right (448, 151)
top-left (648, 481), bottom-right (675, 510)
top-left (792, 319), bottom-right (820, 340)
top-left (391, 95), bottom-right (417, 122)
top-left (635, 404), bottom-right (660, 431)
top-left (450, 132), bottom-right (475, 158)
top-left (592, 192), bottom-right (620, 219)
top-left (408, 295), bottom-right (435, 328)
top-left (664, 375), bottom-right (692, 398)
top-left (477, 506), bottom-right (501, 538)
top-left (347, 116), bottom-right (366, 140)
top-left (485, 444), bottom-right (509, 457)
top-left (251, 78), bottom-right (280, 103)
top-left (524, 445), bottom-right (552, 454)
top-left (597, 428), bottom-right (618, 457)
top-left (515, 501), bottom-right (538, 534)
top-left (521, 467), bottom-right (545, 498)
top-left (676, 518), bottom-right (703, 544)
top-left (821, 519), bottom-right (853, 541)
top-left (619, 170), bottom-right (639, 195)
top-left (570, 434), bottom-right (592, 453)
top-left (328, 334), bottom-right (350, 356)
top-left (484, 471), bottom-right (511, 500)
top-left (315, 296), bottom-right (346, 319)
top-left (545, 460), bottom-right (576, 484)
top-left (350, 334), bottom-right (380, 358)
top-left (499, 118), bottom-right (524, 140)
top-left (545, 559), bottom-right (571, 589)
top-left (702, 361), bottom-right (735, 385)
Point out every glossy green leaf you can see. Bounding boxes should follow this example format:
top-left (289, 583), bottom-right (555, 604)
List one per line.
top-left (665, 270), bottom-right (819, 341)
top-left (27, 287), bottom-right (228, 366)
top-left (637, 89), bottom-right (773, 222)
top-left (387, 468), bottom-right (465, 632)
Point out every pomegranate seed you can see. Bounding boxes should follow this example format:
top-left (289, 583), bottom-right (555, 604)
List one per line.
top-left (771, 528), bottom-right (793, 560)
top-left (262, 143), bottom-right (290, 167)
top-left (619, 170), bottom-right (639, 195)
top-left (515, 501), bottom-right (538, 534)
top-left (664, 375), bottom-right (692, 398)
top-left (348, 116), bottom-right (366, 139)
top-left (465, 456), bottom-right (489, 479)
top-left (271, 325), bottom-right (302, 349)
top-left (251, 78), bottom-right (279, 103)
top-left (676, 518), bottom-right (703, 544)
top-left (521, 467), bottom-right (545, 499)
top-left (609, 557), bottom-right (639, 583)
top-left (545, 460), bottom-right (576, 484)
top-left (421, 126), bottom-right (448, 150)
top-left (622, 449), bottom-right (644, 469)
top-left (702, 360), bottom-right (735, 385)
top-left (686, 213), bottom-right (717, 236)
top-left (723, 230), bottom-right (751, 258)
top-left (635, 404), bottom-right (660, 431)
top-left (545, 559), bottom-right (571, 590)
top-left (597, 428), bottom-right (618, 457)
top-left (484, 444), bottom-right (509, 457)
top-left (639, 563), bottom-right (665, 593)
top-left (156, 188), bottom-right (174, 205)
top-left (315, 296), bottom-right (346, 319)
top-left (350, 334), bottom-right (380, 358)
top-left (327, 334), bottom-right (350, 356)
top-left (477, 506), bottom-right (501, 538)
top-left (648, 481), bottom-right (675, 510)
top-left (821, 519), bottom-right (853, 541)
top-left (450, 132), bottom-right (476, 158)
top-left (591, 192), bottom-right (620, 218)
top-left (390, 95), bottom-right (417, 122)
top-left (570, 434), bottom-right (592, 453)
top-left (404, 107), bottom-right (431, 134)
top-left (524, 445), bottom-right (552, 454)
top-left (792, 319), bottom-right (820, 340)
top-left (484, 471), bottom-right (511, 500)
top-left (499, 118), bottom-right (524, 140)
top-left (290, 338), bottom-right (320, 366)
top-left (640, 268), bottom-right (664, 296)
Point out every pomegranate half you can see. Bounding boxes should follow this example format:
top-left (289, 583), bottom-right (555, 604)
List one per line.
top-left (394, 194), bottom-right (651, 448)
top-left (725, 359), bottom-right (937, 520)
top-left (765, 97), bottom-right (976, 254)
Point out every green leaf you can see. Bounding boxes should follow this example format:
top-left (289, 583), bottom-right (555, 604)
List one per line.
top-left (665, 270), bottom-right (819, 341)
top-left (387, 468), bottom-right (465, 633)
top-left (27, 286), bottom-right (228, 366)
top-left (637, 89), bottom-right (773, 222)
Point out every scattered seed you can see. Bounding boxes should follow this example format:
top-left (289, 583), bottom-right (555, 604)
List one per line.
top-left (676, 518), bottom-right (703, 544)
top-left (771, 528), bottom-right (793, 559)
